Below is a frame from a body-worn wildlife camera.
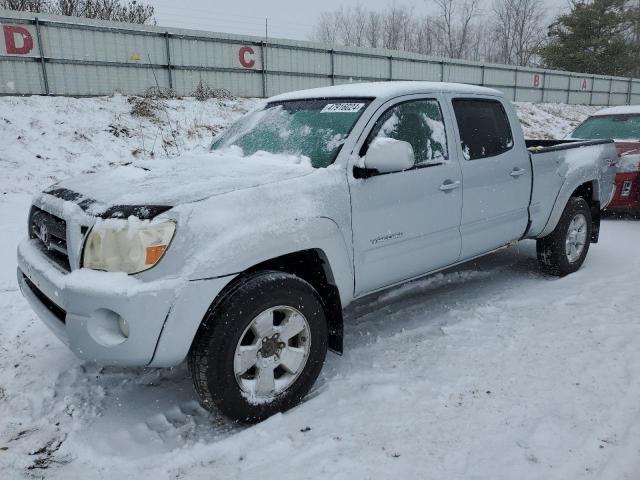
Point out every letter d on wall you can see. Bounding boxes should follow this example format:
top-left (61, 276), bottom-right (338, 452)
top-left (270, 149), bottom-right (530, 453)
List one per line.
top-left (3, 25), bottom-right (34, 55)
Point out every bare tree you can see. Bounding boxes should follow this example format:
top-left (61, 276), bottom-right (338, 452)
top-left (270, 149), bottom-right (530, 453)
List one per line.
top-left (311, 5), bottom-right (371, 47)
top-left (348, 5), bottom-right (369, 47)
top-left (476, 22), bottom-right (502, 63)
top-left (309, 0), bottom-right (498, 63)
top-left (310, 1), bottom-right (469, 58)
top-left (382, 3), bottom-right (415, 50)
top-left (399, 8), bottom-right (419, 51)
top-left (414, 16), bottom-right (435, 55)
top-left (0, 0), bottom-right (51, 11)
top-left (55, 0), bottom-right (155, 24)
top-left (334, 7), bottom-right (357, 46)
top-left (55, 0), bottom-right (81, 16)
top-left (311, 11), bottom-right (340, 45)
top-left (2, 0), bottom-right (155, 24)
top-left (365, 10), bottom-right (383, 48)
top-left (431, 0), bottom-right (482, 59)
top-left (491, 0), bottom-right (546, 66)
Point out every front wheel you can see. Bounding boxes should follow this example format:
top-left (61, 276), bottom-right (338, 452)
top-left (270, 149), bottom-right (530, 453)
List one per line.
top-left (537, 196), bottom-right (592, 277)
top-left (188, 271), bottom-right (328, 423)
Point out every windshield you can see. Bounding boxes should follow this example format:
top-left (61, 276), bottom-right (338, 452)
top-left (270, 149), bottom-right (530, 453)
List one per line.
top-left (571, 114), bottom-right (640, 141)
top-left (211, 98), bottom-right (372, 168)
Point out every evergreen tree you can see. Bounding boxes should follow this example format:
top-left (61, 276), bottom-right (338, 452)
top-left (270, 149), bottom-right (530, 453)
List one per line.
top-left (539, 0), bottom-right (639, 76)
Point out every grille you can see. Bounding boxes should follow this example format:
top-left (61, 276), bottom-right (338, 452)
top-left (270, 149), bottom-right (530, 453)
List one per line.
top-left (29, 206), bottom-right (71, 271)
top-left (22, 273), bottom-right (66, 324)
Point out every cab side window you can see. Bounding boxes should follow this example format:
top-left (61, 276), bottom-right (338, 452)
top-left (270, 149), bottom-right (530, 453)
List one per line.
top-left (452, 99), bottom-right (513, 160)
top-left (367, 99), bottom-right (448, 166)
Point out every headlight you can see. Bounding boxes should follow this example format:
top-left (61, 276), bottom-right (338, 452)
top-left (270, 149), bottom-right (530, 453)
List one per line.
top-left (83, 218), bottom-right (176, 274)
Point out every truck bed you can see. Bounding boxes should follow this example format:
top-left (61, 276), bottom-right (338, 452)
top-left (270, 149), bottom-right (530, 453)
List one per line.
top-left (525, 138), bottom-right (617, 239)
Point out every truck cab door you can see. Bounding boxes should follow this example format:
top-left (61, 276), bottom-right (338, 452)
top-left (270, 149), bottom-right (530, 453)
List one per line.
top-left (449, 97), bottom-right (530, 258)
top-left (349, 96), bottom-right (463, 296)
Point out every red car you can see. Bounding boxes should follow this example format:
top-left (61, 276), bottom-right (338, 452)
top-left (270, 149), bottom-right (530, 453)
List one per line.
top-left (569, 106), bottom-right (640, 215)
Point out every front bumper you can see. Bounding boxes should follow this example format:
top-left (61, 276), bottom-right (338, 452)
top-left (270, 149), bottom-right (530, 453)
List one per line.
top-left (17, 238), bottom-right (234, 367)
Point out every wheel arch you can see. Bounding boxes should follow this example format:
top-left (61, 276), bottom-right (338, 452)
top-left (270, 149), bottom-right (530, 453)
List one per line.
top-left (240, 248), bottom-right (344, 353)
top-left (536, 194), bottom-right (593, 276)
top-left (538, 179), bottom-right (600, 240)
top-left (191, 248), bottom-right (344, 356)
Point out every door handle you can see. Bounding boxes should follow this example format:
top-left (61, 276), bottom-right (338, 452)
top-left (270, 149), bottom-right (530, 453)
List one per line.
top-left (510, 168), bottom-right (526, 177)
top-left (439, 180), bottom-right (461, 191)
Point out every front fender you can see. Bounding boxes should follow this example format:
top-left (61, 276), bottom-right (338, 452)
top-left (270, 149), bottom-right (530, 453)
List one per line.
top-left (149, 216), bottom-right (354, 366)
top-left (189, 216), bottom-right (354, 307)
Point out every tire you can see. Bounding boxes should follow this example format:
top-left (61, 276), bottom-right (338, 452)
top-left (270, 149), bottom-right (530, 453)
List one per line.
top-left (537, 196), bottom-right (592, 277)
top-left (188, 271), bottom-right (328, 423)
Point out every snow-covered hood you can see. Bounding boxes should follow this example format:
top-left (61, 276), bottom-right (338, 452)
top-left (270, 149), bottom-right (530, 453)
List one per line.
top-left (43, 149), bottom-right (315, 217)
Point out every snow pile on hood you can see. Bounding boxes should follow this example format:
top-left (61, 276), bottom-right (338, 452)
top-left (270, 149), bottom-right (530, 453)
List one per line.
top-left (55, 146), bottom-right (314, 209)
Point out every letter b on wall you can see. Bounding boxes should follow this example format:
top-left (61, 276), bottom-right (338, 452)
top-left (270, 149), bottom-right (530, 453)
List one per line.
top-left (2, 25), bottom-right (35, 55)
top-left (532, 74), bottom-right (541, 88)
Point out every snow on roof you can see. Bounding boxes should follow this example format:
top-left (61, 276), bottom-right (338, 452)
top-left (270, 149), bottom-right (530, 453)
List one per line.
top-left (268, 81), bottom-right (502, 102)
top-left (592, 105), bottom-right (640, 116)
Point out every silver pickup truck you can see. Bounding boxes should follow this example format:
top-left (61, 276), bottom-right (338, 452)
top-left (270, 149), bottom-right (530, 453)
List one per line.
top-left (17, 82), bottom-right (617, 422)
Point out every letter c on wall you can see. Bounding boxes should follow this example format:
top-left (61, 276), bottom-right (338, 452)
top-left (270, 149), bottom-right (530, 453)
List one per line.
top-left (239, 46), bottom-right (255, 68)
top-left (3, 25), bottom-right (34, 55)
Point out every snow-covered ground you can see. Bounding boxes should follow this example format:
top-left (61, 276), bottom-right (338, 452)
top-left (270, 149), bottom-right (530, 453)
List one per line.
top-left (2, 95), bottom-right (638, 479)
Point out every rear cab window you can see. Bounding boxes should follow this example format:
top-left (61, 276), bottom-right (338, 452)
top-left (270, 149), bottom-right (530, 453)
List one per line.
top-left (452, 98), bottom-right (514, 160)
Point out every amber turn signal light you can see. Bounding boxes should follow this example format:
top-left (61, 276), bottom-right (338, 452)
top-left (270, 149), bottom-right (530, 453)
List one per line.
top-left (145, 245), bottom-right (167, 265)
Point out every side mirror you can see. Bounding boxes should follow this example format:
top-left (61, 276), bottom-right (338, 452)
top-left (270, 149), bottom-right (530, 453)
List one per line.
top-left (361, 137), bottom-right (415, 175)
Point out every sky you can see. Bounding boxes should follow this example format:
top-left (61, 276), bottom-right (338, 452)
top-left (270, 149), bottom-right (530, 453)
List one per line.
top-left (148, 0), bottom-right (570, 41)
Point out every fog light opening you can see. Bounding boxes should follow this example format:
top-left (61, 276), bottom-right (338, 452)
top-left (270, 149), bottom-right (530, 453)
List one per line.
top-left (87, 309), bottom-right (129, 347)
top-left (118, 316), bottom-right (130, 338)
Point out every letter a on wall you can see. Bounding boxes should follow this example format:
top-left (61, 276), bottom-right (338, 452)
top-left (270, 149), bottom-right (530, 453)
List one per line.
top-left (2, 25), bottom-right (35, 55)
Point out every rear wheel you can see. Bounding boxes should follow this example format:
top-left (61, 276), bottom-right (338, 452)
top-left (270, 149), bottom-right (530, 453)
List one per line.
top-left (188, 271), bottom-right (328, 423)
top-left (537, 196), bottom-right (592, 277)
